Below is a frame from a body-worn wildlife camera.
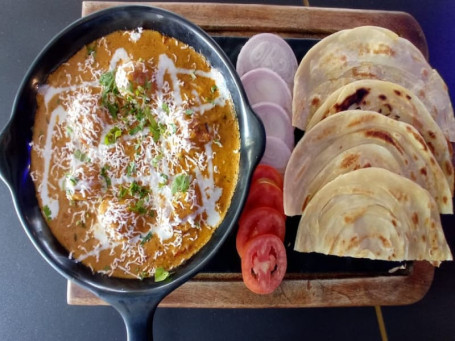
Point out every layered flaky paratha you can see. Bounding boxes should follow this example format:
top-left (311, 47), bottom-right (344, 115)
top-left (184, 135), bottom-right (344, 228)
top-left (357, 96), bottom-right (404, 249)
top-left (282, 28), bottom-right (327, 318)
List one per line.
top-left (306, 79), bottom-right (454, 193)
top-left (283, 110), bottom-right (453, 215)
top-left (294, 167), bottom-right (453, 264)
top-left (293, 26), bottom-right (455, 141)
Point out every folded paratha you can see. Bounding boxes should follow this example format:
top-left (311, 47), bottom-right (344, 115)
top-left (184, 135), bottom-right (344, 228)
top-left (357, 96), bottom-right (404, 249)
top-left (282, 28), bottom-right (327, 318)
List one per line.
top-left (307, 79), bottom-right (454, 193)
top-left (293, 26), bottom-right (455, 141)
top-left (294, 167), bottom-right (453, 265)
top-left (283, 110), bottom-right (453, 215)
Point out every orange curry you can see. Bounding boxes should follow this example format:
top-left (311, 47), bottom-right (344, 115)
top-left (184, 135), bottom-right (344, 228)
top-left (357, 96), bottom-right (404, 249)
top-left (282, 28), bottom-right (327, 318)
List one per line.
top-left (30, 29), bottom-right (240, 279)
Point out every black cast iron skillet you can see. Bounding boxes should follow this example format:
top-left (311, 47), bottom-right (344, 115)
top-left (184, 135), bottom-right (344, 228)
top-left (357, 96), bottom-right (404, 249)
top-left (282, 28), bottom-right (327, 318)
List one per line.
top-left (0, 6), bottom-right (265, 340)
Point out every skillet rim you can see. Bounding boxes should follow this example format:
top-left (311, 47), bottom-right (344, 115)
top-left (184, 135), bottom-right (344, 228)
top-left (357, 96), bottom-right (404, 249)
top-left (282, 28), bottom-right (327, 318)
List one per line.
top-left (1, 5), bottom-right (265, 296)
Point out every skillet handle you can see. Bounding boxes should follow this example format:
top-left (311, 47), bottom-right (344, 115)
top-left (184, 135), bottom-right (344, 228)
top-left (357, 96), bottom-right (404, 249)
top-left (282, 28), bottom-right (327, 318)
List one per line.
top-left (103, 294), bottom-right (161, 341)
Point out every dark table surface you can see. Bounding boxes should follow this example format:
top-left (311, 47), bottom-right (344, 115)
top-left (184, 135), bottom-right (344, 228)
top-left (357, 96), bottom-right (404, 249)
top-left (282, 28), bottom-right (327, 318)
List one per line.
top-left (1, 1), bottom-right (454, 340)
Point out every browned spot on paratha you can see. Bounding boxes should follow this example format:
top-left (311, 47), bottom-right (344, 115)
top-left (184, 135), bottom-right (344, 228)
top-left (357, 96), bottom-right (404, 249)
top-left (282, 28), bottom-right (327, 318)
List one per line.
top-left (333, 87), bottom-right (370, 112)
top-left (364, 129), bottom-right (404, 154)
top-left (412, 212), bottom-right (419, 225)
top-left (340, 153), bottom-right (360, 169)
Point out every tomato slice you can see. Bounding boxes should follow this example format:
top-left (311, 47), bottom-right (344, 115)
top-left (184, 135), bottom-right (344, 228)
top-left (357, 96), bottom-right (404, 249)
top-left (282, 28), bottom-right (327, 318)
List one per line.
top-left (241, 234), bottom-right (287, 294)
top-left (236, 207), bottom-right (285, 258)
top-left (244, 179), bottom-right (284, 214)
top-left (251, 164), bottom-right (284, 189)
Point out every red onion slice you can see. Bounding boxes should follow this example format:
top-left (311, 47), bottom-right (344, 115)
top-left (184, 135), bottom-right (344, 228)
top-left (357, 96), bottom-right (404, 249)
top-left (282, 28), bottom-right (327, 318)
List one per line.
top-left (261, 136), bottom-right (292, 175)
top-left (241, 68), bottom-right (292, 117)
top-left (252, 102), bottom-right (294, 149)
top-left (236, 33), bottom-right (298, 89)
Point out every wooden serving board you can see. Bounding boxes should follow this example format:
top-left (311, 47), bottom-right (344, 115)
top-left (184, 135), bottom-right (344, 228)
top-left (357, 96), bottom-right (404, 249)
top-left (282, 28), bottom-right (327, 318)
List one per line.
top-left (68, 1), bottom-right (435, 307)
top-left (81, 1), bottom-right (428, 58)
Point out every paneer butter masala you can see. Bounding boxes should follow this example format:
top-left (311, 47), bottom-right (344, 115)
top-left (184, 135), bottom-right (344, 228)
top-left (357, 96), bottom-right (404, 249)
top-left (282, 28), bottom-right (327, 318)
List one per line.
top-left (30, 29), bottom-right (240, 279)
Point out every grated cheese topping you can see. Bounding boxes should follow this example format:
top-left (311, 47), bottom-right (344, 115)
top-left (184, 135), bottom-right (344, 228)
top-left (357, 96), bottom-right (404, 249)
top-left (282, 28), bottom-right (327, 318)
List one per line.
top-left (30, 29), bottom-right (239, 279)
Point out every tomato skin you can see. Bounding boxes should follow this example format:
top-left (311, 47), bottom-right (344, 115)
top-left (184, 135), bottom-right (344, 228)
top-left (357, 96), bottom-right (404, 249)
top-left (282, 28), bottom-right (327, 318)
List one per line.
top-left (252, 164), bottom-right (284, 189)
top-left (236, 207), bottom-right (285, 258)
top-left (241, 234), bottom-right (287, 295)
top-left (244, 179), bottom-right (284, 214)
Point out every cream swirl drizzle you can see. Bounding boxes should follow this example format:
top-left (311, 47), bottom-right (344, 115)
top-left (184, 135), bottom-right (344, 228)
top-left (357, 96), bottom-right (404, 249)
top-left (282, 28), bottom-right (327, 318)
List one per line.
top-left (32, 30), bottom-right (235, 277)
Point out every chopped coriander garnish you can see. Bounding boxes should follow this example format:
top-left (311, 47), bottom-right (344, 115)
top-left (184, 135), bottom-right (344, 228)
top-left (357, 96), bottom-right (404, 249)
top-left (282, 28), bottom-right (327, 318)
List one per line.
top-left (117, 186), bottom-right (128, 199)
top-left (135, 108), bottom-right (145, 121)
top-left (138, 187), bottom-right (149, 199)
top-left (147, 115), bottom-right (161, 142)
top-left (169, 123), bottom-right (177, 134)
top-left (154, 267), bottom-right (170, 282)
top-left (139, 271), bottom-right (149, 280)
top-left (101, 165), bottom-right (111, 187)
top-left (135, 85), bottom-right (145, 95)
top-left (161, 102), bottom-right (170, 114)
top-left (144, 106), bottom-right (151, 117)
top-left (43, 205), bottom-right (52, 221)
top-left (129, 181), bottom-right (149, 198)
top-left (185, 109), bottom-right (193, 116)
top-left (129, 181), bottom-right (140, 195)
top-left (159, 173), bottom-right (169, 188)
top-left (86, 45), bottom-right (96, 56)
top-left (159, 123), bottom-right (167, 136)
top-left (127, 81), bottom-right (134, 94)
top-left (210, 85), bottom-right (218, 93)
top-left (67, 175), bottom-right (79, 186)
top-left (172, 174), bottom-right (190, 195)
top-left (129, 123), bottom-right (143, 136)
top-left (104, 126), bottom-right (122, 145)
top-left (74, 149), bottom-right (90, 162)
top-left (145, 108), bottom-right (166, 141)
top-left (134, 139), bottom-right (143, 153)
top-left (100, 70), bottom-right (119, 115)
top-left (129, 199), bottom-right (147, 214)
top-left (106, 102), bottom-right (119, 119)
top-left (127, 162), bottom-right (136, 176)
top-left (151, 153), bottom-right (163, 168)
top-left (140, 231), bottom-right (153, 245)
top-left (100, 71), bottom-right (117, 94)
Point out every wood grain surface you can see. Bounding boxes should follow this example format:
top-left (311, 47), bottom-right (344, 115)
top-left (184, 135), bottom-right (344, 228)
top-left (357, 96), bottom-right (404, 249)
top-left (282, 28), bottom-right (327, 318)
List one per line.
top-left (68, 262), bottom-right (434, 307)
top-left (82, 1), bottom-right (428, 58)
top-left (68, 1), bottom-right (435, 307)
